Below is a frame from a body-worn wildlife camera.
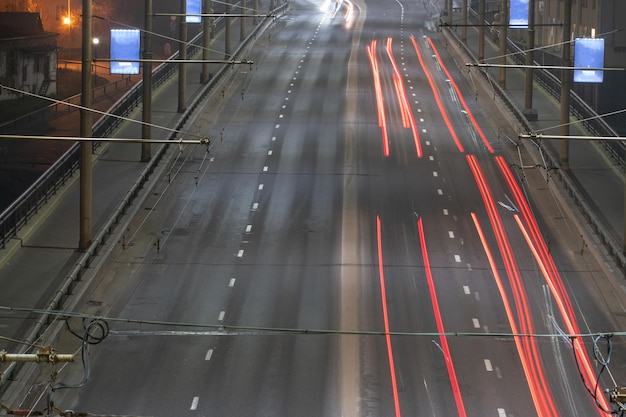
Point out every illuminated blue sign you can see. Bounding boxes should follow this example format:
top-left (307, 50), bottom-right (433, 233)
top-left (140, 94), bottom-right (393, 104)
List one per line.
top-left (187, 0), bottom-right (202, 23)
top-left (110, 29), bottom-right (140, 75)
top-left (574, 38), bottom-right (605, 83)
top-left (510, 0), bottom-right (529, 28)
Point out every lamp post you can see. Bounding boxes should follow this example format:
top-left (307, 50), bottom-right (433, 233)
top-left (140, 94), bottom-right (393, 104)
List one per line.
top-left (92, 37), bottom-right (99, 84)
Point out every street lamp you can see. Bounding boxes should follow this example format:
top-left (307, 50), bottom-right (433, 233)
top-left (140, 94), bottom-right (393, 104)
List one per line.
top-left (63, 0), bottom-right (72, 56)
top-left (92, 37), bottom-right (100, 83)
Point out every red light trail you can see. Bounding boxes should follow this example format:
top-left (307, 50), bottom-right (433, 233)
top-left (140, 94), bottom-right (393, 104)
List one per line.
top-left (416, 217), bottom-right (467, 417)
top-left (376, 215), bottom-right (402, 417)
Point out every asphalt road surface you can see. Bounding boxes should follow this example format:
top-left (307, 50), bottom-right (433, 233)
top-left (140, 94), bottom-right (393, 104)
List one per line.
top-left (43, 0), bottom-right (626, 416)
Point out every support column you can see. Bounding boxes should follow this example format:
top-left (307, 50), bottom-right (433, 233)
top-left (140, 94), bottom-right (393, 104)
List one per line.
top-left (240, 0), bottom-right (246, 41)
top-left (559, 0), bottom-right (571, 169)
top-left (201, 0), bottom-right (213, 83)
top-left (524, 0), bottom-right (536, 110)
top-left (225, 0), bottom-right (232, 59)
top-left (79, 0), bottom-right (93, 250)
top-left (462, 0), bottom-right (467, 43)
top-left (142, 0), bottom-right (153, 162)
top-left (498, 0), bottom-right (508, 88)
top-left (178, 0), bottom-right (188, 113)
top-left (479, 0), bottom-right (485, 62)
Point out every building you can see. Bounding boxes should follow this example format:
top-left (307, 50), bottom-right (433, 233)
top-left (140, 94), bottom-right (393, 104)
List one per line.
top-left (0, 12), bottom-right (58, 101)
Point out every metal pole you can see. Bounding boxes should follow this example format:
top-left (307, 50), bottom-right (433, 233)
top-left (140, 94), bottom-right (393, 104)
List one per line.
top-left (201, 0), bottom-right (212, 83)
top-left (79, 0), bottom-right (93, 250)
top-left (559, 0), bottom-right (571, 169)
top-left (478, 0), bottom-right (485, 62)
top-left (225, 0), bottom-right (232, 59)
top-left (240, 0), bottom-right (246, 41)
top-left (462, 0), bottom-right (467, 43)
top-left (178, 0), bottom-right (188, 113)
top-left (253, 0), bottom-right (259, 25)
top-left (142, 0), bottom-right (153, 161)
top-left (447, 0), bottom-right (453, 28)
top-left (499, 0), bottom-right (507, 88)
top-left (524, 0), bottom-right (535, 109)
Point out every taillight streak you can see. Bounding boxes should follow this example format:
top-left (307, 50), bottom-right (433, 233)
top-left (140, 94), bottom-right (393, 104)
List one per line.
top-left (496, 156), bottom-right (610, 413)
top-left (417, 217), bottom-right (467, 417)
top-left (427, 37), bottom-right (495, 154)
top-left (366, 40), bottom-right (390, 156)
top-left (467, 154), bottom-right (558, 416)
top-left (385, 37), bottom-right (422, 158)
top-left (410, 35), bottom-right (465, 153)
top-left (376, 215), bottom-right (402, 417)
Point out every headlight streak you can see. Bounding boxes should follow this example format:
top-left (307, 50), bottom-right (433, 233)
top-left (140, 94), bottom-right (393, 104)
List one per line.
top-left (467, 154), bottom-right (558, 417)
top-left (417, 217), bottom-right (467, 417)
top-left (498, 157), bottom-right (611, 414)
top-left (426, 37), bottom-right (495, 154)
top-left (385, 37), bottom-right (423, 158)
top-left (410, 35), bottom-right (465, 153)
top-left (366, 40), bottom-right (390, 157)
top-left (376, 215), bottom-right (403, 417)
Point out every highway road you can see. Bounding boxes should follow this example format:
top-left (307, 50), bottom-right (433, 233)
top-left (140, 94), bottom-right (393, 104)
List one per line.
top-left (46, 0), bottom-right (626, 416)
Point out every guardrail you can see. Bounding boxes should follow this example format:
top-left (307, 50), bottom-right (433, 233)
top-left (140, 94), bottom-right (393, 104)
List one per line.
top-left (451, 13), bottom-right (626, 272)
top-left (0, 3), bottom-right (287, 391)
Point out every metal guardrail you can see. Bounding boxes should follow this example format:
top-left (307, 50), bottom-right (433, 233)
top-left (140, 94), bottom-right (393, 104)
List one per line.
top-left (450, 13), bottom-right (626, 272)
top-left (0, 4), bottom-right (287, 390)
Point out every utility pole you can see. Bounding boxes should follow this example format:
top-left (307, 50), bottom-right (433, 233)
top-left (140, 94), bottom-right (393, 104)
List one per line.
top-left (240, 0), bottom-right (247, 41)
top-left (498, 0), bottom-right (507, 88)
top-left (201, 0), bottom-right (213, 83)
top-left (478, 0), bottom-right (485, 62)
top-left (559, 0), bottom-right (572, 169)
top-left (142, 0), bottom-right (153, 161)
top-left (461, 0), bottom-right (467, 43)
top-left (225, 0), bottom-right (232, 59)
top-left (253, 0), bottom-right (259, 25)
top-left (523, 0), bottom-right (537, 120)
top-left (178, 0), bottom-right (188, 113)
top-left (79, 0), bottom-right (93, 250)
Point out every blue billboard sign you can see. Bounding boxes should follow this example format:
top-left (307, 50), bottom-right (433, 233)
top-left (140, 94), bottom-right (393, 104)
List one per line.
top-left (110, 29), bottom-right (140, 75)
top-left (510, 0), bottom-right (529, 28)
top-left (574, 38), bottom-right (605, 83)
top-left (186, 0), bottom-right (202, 23)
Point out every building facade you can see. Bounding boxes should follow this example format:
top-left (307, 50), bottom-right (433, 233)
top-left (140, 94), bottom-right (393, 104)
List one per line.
top-left (0, 12), bottom-right (58, 101)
